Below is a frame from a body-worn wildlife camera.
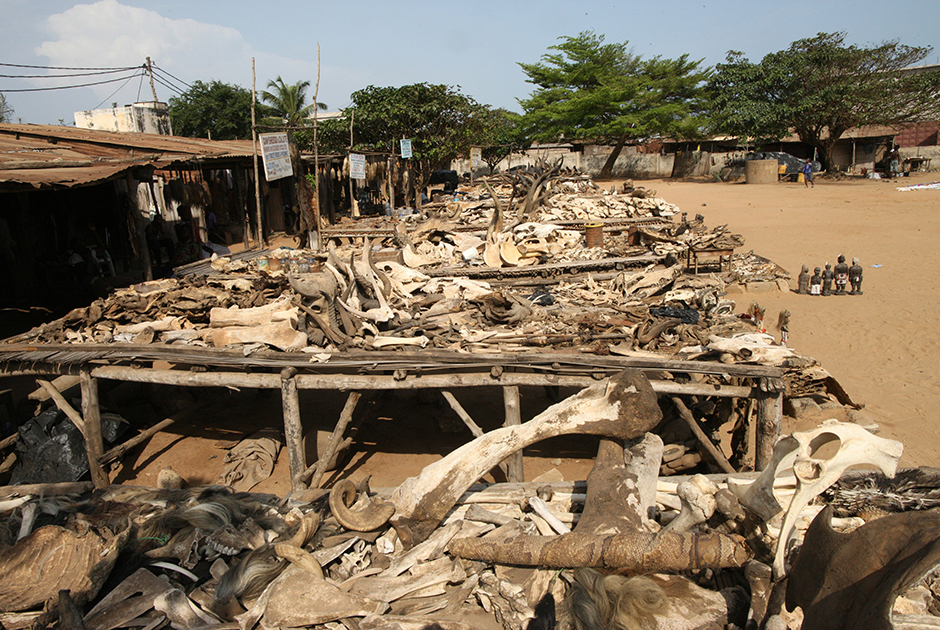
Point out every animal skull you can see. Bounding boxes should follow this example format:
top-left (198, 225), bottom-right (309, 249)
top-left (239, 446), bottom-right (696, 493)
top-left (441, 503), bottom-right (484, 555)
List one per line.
top-left (741, 420), bottom-right (903, 579)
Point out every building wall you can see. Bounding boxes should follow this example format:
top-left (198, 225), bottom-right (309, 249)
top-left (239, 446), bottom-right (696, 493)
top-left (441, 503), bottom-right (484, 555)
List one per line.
top-left (74, 102), bottom-right (172, 135)
top-left (896, 122), bottom-right (940, 148)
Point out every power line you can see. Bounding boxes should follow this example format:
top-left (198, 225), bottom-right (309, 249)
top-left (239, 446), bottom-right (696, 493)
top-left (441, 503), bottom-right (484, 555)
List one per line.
top-left (0, 67), bottom-right (143, 79)
top-left (152, 65), bottom-right (192, 90)
top-left (93, 72), bottom-right (141, 110)
top-left (0, 62), bottom-right (137, 71)
top-left (152, 74), bottom-right (184, 97)
top-left (151, 67), bottom-right (188, 95)
top-left (0, 71), bottom-right (144, 92)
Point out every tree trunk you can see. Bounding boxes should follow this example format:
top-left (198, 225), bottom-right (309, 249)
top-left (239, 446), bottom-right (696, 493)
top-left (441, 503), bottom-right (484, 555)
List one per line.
top-left (599, 134), bottom-right (629, 179)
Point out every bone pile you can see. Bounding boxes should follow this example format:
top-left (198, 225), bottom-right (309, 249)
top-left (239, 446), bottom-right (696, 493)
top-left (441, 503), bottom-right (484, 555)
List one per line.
top-left (2, 413), bottom-right (939, 630)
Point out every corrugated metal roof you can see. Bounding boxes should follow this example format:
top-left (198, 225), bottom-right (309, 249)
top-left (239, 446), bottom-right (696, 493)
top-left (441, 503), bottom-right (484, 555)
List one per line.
top-left (0, 123), bottom-right (257, 189)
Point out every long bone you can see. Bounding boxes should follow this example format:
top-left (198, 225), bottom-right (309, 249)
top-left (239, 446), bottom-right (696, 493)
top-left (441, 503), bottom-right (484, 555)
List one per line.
top-left (390, 369), bottom-right (663, 547)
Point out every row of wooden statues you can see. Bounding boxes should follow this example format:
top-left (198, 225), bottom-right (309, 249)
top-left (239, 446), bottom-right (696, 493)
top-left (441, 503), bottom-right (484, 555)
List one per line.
top-left (797, 255), bottom-right (864, 295)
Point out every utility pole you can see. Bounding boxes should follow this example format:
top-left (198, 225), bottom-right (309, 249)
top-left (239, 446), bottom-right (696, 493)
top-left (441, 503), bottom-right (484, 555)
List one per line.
top-left (145, 57), bottom-right (158, 102)
top-left (251, 57), bottom-right (265, 247)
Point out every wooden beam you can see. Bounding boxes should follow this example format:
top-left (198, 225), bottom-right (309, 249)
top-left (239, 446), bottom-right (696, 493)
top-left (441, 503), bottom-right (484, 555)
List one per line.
top-left (84, 365), bottom-right (756, 398)
top-left (36, 379), bottom-right (86, 435)
top-left (440, 391), bottom-right (509, 478)
top-left (670, 396), bottom-right (736, 474)
top-left (98, 398), bottom-right (215, 465)
top-left (280, 368), bottom-right (306, 492)
top-left (79, 370), bottom-right (109, 489)
top-left (309, 391), bottom-right (361, 489)
top-left (502, 385), bottom-right (524, 482)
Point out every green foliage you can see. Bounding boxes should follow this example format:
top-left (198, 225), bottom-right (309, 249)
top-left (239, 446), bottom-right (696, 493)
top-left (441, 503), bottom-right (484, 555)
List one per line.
top-left (707, 32), bottom-right (940, 168)
top-left (260, 76), bottom-right (326, 128)
top-left (518, 31), bottom-right (709, 176)
top-left (347, 83), bottom-right (485, 192)
top-left (168, 80), bottom-right (258, 140)
top-left (476, 108), bottom-right (527, 173)
top-left (0, 93), bottom-right (14, 124)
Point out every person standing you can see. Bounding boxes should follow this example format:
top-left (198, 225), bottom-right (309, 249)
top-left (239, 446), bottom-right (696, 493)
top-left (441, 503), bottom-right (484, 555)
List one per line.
top-left (802, 159), bottom-right (815, 188)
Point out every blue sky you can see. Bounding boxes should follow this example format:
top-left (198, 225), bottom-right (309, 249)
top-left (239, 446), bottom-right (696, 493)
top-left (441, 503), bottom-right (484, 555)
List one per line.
top-left (2, 0), bottom-right (939, 126)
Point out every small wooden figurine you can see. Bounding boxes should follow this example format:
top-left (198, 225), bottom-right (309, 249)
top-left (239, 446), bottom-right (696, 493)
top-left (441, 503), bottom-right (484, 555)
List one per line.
top-left (834, 254), bottom-right (849, 295)
top-left (798, 264), bottom-right (811, 294)
top-left (810, 267), bottom-right (822, 295)
top-left (822, 263), bottom-right (834, 296)
top-left (849, 257), bottom-right (864, 295)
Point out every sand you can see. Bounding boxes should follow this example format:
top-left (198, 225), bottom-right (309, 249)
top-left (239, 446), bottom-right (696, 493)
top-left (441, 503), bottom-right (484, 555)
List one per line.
top-left (647, 172), bottom-right (940, 468)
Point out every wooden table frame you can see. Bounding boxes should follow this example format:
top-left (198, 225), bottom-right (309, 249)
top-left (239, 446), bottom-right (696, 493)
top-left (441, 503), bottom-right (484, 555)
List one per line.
top-left (0, 344), bottom-right (783, 492)
top-left (686, 247), bottom-right (734, 273)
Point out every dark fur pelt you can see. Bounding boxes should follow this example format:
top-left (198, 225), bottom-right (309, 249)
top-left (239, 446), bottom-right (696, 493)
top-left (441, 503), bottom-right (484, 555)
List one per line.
top-left (214, 544), bottom-right (287, 602)
top-left (527, 592), bottom-right (556, 630)
top-left (565, 568), bottom-right (667, 630)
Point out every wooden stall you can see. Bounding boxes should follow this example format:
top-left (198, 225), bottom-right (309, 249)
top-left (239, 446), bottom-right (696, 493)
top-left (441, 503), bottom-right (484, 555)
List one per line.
top-left (0, 343), bottom-right (783, 493)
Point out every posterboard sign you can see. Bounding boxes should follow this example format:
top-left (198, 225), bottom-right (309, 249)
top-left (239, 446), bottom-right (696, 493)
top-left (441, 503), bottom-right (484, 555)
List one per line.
top-left (470, 146), bottom-right (482, 168)
top-left (349, 153), bottom-right (366, 180)
top-left (259, 133), bottom-right (293, 181)
top-left (400, 139), bottom-right (413, 159)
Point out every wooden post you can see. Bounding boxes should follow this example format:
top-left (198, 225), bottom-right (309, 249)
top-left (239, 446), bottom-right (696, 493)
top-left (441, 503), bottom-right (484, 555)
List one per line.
top-left (310, 391), bottom-right (361, 489)
top-left (755, 390), bottom-right (783, 470)
top-left (502, 385), bottom-right (524, 482)
top-left (310, 42), bottom-right (322, 251)
top-left (251, 57), bottom-right (266, 247)
top-left (79, 369), bottom-right (109, 489)
top-left (671, 396), bottom-right (736, 474)
top-left (280, 368), bottom-right (306, 492)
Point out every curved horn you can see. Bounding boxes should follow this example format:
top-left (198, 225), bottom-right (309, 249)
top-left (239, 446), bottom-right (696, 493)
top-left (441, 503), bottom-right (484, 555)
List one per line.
top-left (329, 478), bottom-right (395, 532)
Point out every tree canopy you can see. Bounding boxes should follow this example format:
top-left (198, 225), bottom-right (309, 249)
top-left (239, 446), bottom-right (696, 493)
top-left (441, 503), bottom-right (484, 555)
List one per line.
top-left (168, 80), bottom-right (258, 140)
top-left (518, 31), bottom-right (710, 177)
top-left (260, 76), bottom-right (326, 128)
top-left (707, 32), bottom-right (940, 169)
top-left (475, 107), bottom-right (527, 174)
top-left (308, 83), bottom-right (484, 204)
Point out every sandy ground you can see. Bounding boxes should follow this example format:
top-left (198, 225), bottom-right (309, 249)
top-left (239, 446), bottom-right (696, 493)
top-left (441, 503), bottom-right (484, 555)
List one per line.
top-left (93, 171), bottom-right (940, 493)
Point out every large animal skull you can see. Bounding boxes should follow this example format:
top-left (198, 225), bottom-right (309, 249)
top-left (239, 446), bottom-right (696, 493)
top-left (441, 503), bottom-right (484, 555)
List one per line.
top-left (731, 420), bottom-right (903, 579)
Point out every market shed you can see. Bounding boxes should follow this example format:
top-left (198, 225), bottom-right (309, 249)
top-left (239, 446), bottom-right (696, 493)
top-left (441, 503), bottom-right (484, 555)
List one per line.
top-left (0, 124), bottom-right (261, 328)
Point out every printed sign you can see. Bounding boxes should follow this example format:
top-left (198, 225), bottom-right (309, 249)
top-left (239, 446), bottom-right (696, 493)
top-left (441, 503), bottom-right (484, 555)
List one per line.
top-left (259, 132), bottom-right (293, 181)
top-left (400, 139), bottom-right (413, 159)
top-left (470, 146), bottom-right (482, 168)
top-left (349, 153), bottom-right (366, 180)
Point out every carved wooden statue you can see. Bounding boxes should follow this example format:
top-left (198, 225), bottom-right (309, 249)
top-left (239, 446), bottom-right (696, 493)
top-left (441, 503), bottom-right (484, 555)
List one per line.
top-left (821, 263), bottom-right (834, 296)
top-left (797, 265), bottom-right (810, 294)
top-left (849, 258), bottom-right (863, 295)
top-left (810, 267), bottom-right (822, 296)
top-left (834, 254), bottom-right (849, 295)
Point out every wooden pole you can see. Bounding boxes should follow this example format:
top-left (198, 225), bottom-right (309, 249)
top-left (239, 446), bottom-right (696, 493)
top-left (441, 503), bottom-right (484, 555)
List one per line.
top-left (349, 110), bottom-right (358, 217)
top-left (146, 56), bottom-right (158, 103)
top-left (79, 370), bottom-right (109, 489)
top-left (440, 390), bottom-right (509, 477)
top-left (502, 385), bottom-right (524, 482)
top-left (309, 391), bottom-right (361, 489)
top-left (280, 368), bottom-right (306, 492)
top-left (755, 390), bottom-right (783, 471)
top-left (251, 57), bottom-right (266, 247)
top-left (36, 379), bottom-right (86, 435)
top-left (0, 481), bottom-right (95, 498)
top-left (670, 396), bottom-right (736, 474)
top-left (310, 42), bottom-right (322, 250)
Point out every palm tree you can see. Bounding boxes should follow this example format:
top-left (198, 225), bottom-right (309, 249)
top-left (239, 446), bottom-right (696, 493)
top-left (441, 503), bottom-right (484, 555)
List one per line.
top-left (0, 93), bottom-right (13, 124)
top-left (260, 76), bottom-right (326, 128)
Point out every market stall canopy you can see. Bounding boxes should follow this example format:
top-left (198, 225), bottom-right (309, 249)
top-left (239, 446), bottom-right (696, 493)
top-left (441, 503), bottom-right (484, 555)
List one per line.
top-left (0, 123), bottom-right (255, 190)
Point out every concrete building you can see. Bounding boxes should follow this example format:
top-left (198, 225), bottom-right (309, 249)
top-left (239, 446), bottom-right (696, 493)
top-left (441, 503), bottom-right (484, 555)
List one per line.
top-left (74, 101), bottom-right (172, 136)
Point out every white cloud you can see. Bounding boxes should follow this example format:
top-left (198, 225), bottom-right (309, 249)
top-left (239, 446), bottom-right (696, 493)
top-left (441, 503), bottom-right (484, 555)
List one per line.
top-left (33, 0), bottom-right (316, 101)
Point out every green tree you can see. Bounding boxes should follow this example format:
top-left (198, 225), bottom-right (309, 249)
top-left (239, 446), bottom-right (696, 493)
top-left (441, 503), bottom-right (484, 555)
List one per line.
top-left (518, 31), bottom-right (710, 178)
top-left (168, 80), bottom-right (258, 139)
top-left (340, 83), bottom-right (484, 203)
top-left (0, 93), bottom-right (13, 124)
top-left (260, 76), bottom-right (326, 128)
top-left (476, 107), bottom-right (527, 174)
top-left (707, 32), bottom-right (940, 170)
